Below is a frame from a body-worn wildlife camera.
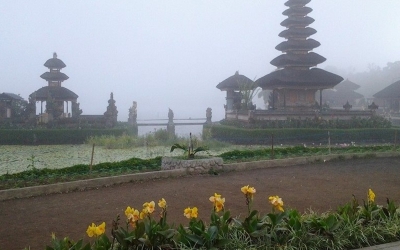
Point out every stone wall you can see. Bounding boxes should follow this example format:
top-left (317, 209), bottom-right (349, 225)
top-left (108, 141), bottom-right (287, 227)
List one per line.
top-left (161, 157), bottom-right (223, 174)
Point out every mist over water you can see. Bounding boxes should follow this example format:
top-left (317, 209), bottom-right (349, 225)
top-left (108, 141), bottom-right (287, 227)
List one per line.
top-left (138, 124), bottom-right (203, 138)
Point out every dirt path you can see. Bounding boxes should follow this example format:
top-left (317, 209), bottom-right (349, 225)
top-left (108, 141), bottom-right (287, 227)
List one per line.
top-left (1, 157), bottom-right (400, 250)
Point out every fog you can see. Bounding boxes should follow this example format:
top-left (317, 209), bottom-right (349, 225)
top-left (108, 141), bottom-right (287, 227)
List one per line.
top-left (1, 1), bottom-right (399, 121)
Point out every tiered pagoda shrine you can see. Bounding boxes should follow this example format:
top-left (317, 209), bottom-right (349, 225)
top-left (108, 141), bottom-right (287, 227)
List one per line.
top-left (30, 53), bottom-right (80, 122)
top-left (256, 0), bottom-right (343, 111)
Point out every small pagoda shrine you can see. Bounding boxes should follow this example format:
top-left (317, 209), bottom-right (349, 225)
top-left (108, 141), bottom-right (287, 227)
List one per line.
top-left (256, 0), bottom-right (343, 111)
top-left (216, 71), bottom-right (255, 112)
top-left (323, 79), bottom-right (364, 107)
top-left (30, 52), bottom-right (80, 122)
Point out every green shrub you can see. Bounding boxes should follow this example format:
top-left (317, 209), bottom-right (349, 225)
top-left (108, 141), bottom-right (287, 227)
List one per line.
top-left (209, 125), bottom-right (400, 145)
top-left (0, 129), bottom-right (127, 145)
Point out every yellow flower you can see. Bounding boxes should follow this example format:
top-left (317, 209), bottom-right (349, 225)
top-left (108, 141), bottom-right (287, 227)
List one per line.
top-left (269, 195), bottom-right (284, 212)
top-left (125, 206), bottom-right (140, 225)
top-left (95, 222), bottom-right (106, 236)
top-left (125, 206), bottom-right (135, 217)
top-left (140, 209), bottom-right (147, 219)
top-left (51, 232), bottom-right (56, 240)
top-left (184, 207), bottom-right (198, 219)
top-left (191, 207), bottom-right (198, 218)
top-left (209, 193), bottom-right (225, 212)
top-left (368, 189), bottom-right (375, 203)
top-left (143, 201), bottom-right (156, 214)
top-left (158, 198), bottom-right (167, 209)
top-left (209, 193), bottom-right (222, 203)
top-left (184, 207), bottom-right (192, 218)
top-left (241, 185), bottom-right (256, 199)
top-left (86, 223), bottom-right (96, 237)
top-left (86, 222), bottom-right (106, 237)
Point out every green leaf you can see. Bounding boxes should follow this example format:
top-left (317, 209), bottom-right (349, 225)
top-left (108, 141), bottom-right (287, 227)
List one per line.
top-left (222, 210), bottom-right (231, 222)
top-left (250, 229), bottom-right (267, 238)
top-left (158, 228), bottom-right (177, 239)
top-left (135, 221), bottom-right (146, 239)
top-left (206, 225), bottom-right (218, 241)
top-left (170, 144), bottom-right (187, 153)
top-left (185, 234), bottom-right (204, 246)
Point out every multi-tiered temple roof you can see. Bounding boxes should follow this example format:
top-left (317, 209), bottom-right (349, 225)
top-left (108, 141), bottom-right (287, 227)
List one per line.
top-left (256, 0), bottom-right (343, 90)
top-left (31, 53), bottom-right (78, 101)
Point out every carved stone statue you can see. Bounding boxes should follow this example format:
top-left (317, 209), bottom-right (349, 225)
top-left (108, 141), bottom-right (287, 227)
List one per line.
top-left (168, 108), bottom-right (174, 123)
top-left (128, 101), bottom-right (137, 125)
top-left (206, 107), bottom-right (212, 123)
top-left (167, 108), bottom-right (175, 136)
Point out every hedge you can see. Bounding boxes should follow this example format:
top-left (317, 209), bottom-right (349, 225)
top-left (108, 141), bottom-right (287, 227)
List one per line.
top-left (208, 125), bottom-right (400, 145)
top-left (0, 128), bottom-right (128, 145)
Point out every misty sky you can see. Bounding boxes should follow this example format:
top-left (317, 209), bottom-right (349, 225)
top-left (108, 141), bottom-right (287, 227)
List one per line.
top-left (1, 1), bottom-right (400, 121)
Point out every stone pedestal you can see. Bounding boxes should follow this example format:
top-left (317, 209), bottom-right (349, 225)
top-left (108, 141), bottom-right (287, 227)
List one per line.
top-left (161, 157), bottom-right (223, 174)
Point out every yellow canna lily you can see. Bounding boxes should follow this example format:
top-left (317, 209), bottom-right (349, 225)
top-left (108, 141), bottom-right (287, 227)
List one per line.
top-left (209, 193), bottom-right (222, 203)
top-left (215, 200), bottom-right (224, 212)
top-left (95, 222), bottom-right (106, 236)
top-left (368, 189), bottom-right (375, 203)
top-left (209, 193), bottom-right (225, 212)
top-left (158, 198), bottom-right (167, 209)
top-left (86, 222), bottom-right (105, 237)
top-left (241, 185), bottom-right (256, 195)
top-left (142, 201), bottom-right (156, 214)
top-left (269, 195), bottom-right (284, 212)
top-left (86, 223), bottom-right (96, 237)
top-left (191, 207), bottom-right (198, 218)
top-left (125, 206), bottom-right (135, 217)
top-left (140, 209), bottom-right (147, 220)
top-left (184, 207), bottom-right (198, 219)
top-left (241, 185), bottom-right (256, 200)
top-left (126, 208), bottom-right (140, 224)
top-left (184, 207), bottom-right (192, 219)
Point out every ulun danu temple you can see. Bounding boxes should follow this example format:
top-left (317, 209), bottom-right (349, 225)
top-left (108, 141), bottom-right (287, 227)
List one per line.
top-left (221, 0), bottom-right (376, 123)
top-left (0, 52), bottom-right (119, 128)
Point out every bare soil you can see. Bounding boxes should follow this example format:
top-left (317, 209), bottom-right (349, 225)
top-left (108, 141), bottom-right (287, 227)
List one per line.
top-left (1, 157), bottom-right (400, 250)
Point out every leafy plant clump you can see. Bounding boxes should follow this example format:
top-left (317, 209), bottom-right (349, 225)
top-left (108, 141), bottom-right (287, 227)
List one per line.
top-left (170, 133), bottom-right (209, 159)
top-left (42, 188), bottom-right (400, 250)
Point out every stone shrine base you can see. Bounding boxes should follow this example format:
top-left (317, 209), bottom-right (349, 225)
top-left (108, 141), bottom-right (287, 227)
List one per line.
top-left (161, 157), bottom-right (223, 174)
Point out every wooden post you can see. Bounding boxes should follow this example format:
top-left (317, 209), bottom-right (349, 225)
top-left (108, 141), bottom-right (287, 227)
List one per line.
top-left (328, 131), bottom-right (331, 154)
top-left (90, 143), bottom-right (95, 171)
top-left (271, 134), bottom-right (275, 159)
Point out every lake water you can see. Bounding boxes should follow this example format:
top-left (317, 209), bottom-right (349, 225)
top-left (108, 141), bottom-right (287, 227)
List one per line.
top-left (138, 124), bottom-right (204, 137)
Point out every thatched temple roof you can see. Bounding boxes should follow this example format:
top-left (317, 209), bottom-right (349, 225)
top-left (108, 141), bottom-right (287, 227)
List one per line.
top-left (44, 52), bottom-right (66, 69)
top-left (30, 86), bottom-right (78, 101)
top-left (40, 72), bottom-right (69, 81)
top-left (374, 80), bottom-right (400, 99)
top-left (216, 71), bottom-right (255, 91)
top-left (270, 52), bottom-right (326, 67)
top-left (256, 68), bottom-right (343, 89)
